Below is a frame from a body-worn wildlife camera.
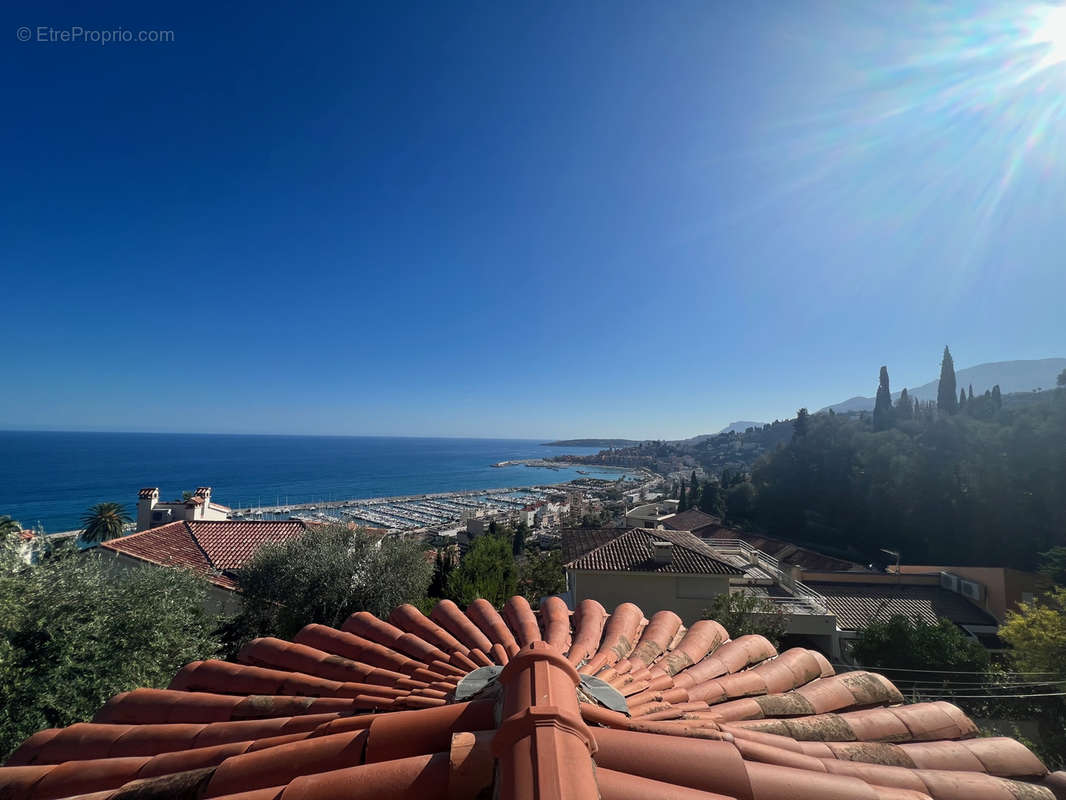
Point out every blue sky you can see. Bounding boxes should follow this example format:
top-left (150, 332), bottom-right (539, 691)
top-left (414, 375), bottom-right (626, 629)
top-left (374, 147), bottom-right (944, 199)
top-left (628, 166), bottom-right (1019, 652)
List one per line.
top-left (2, 1), bottom-right (1064, 439)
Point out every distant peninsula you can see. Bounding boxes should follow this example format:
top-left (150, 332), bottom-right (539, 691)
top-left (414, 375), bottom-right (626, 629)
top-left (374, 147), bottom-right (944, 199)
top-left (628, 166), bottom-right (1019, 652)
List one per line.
top-left (542, 438), bottom-right (642, 448)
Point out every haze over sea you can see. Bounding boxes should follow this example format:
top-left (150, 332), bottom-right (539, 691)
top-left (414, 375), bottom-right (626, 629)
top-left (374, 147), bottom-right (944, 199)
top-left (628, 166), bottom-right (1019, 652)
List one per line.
top-left (0, 431), bottom-right (619, 533)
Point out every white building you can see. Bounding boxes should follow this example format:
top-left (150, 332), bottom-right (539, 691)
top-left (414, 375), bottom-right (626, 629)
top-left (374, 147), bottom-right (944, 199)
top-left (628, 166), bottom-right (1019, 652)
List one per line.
top-left (136, 487), bottom-right (230, 532)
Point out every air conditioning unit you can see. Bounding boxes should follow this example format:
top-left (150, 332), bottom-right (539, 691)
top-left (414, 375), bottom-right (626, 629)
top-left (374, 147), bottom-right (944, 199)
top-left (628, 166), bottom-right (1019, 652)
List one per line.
top-left (959, 579), bottom-right (985, 603)
top-left (939, 572), bottom-right (958, 592)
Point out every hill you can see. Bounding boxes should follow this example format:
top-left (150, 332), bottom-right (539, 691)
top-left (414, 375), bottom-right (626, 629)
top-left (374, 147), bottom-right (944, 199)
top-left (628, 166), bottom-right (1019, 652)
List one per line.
top-left (542, 438), bottom-right (642, 448)
top-left (718, 420), bottom-right (768, 435)
top-left (820, 358), bottom-right (1066, 414)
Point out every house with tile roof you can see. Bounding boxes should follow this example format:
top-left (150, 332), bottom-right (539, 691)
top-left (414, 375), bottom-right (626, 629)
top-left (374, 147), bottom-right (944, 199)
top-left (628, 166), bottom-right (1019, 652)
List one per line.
top-left (562, 528), bottom-right (841, 655)
top-left (800, 571), bottom-right (1004, 652)
top-left (96, 519), bottom-right (312, 611)
top-left (885, 564), bottom-right (1045, 622)
top-left (136, 487), bottom-right (232, 532)
top-left (2, 592), bottom-right (1063, 799)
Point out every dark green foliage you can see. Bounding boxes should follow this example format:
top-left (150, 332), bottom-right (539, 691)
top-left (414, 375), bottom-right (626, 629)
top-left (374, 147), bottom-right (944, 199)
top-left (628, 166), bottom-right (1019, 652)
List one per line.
top-left (1059, 369), bottom-right (1066, 388)
top-left (0, 517), bottom-right (20, 537)
top-left (0, 550), bottom-right (219, 760)
top-left (968, 384), bottom-right (974, 403)
top-left (742, 389), bottom-right (1066, 569)
top-left (224, 525), bottom-right (432, 649)
top-left (873, 366), bottom-right (893, 431)
top-left (446, 534), bottom-right (517, 607)
top-left (689, 471), bottom-right (700, 507)
top-left (678, 479), bottom-right (688, 512)
top-left (992, 384), bottom-right (1002, 409)
top-left (512, 521), bottom-right (528, 557)
top-left (79, 502), bottom-right (131, 544)
top-left (793, 408), bottom-right (809, 439)
top-left (429, 547), bottom-right (456, 598)
top-left (896, 388), bottom-right (912, 420)
top-left (1038, 547), bottom-right (1066, 586)
top-left (850, 615), bottom-right (988, 672)
top-left (938, 346), bottom-right (958, 414)
top-left (698, 480), bottom-right (724, 517)
top-left (959, 387), bottom-right (967, 410)
top-left (516, 547), bottom-right (566, 603)
top-left (724, 481), bottom-right (755, 522)
top-left (703, 592), bottom-right (786, 649)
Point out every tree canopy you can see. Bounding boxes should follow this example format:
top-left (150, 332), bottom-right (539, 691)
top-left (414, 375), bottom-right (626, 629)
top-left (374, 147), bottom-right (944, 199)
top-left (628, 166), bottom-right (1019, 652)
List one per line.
top-left (738, 388), bottom-right (1066, 569)
top-left (849, 615), bottom-right (988, 673)
top-left (0, 548), bottom-right (219, 760)
top-left (224, 525), bottom-right (432, 649)
top-left (445, 533), bottom-right (518, 607)
top-left (702, 592), bottom-right (786, 649)
top-left (79, 502), bottom-right (131, 544)
top-left (998, 587), bottom-right (1066, 677)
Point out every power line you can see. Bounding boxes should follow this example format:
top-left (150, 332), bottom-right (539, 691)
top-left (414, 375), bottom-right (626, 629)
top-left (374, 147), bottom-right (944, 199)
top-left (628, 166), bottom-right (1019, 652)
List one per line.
top-left (889, 680), bottom-right (1064, 688)
top-left (905, 691), bottom-right (1066, 699)
top-left (832, 663), bottom-right (1058, 676)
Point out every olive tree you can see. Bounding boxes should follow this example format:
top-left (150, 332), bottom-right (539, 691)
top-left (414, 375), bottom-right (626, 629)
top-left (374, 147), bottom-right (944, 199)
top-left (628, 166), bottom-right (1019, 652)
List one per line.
top-left (0, 550), bottom-right (219, 760)
top-left (223, 525), bottom-right (432, 652)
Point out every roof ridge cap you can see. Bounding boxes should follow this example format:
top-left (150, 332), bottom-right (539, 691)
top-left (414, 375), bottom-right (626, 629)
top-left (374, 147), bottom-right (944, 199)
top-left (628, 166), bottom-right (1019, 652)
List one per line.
top-left (184, 520), bottom-right (226, 575)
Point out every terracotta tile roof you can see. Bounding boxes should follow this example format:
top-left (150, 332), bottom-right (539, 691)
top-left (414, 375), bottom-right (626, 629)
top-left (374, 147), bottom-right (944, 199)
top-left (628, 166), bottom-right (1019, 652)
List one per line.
top-left (662, 508), bottom-right (721, 534)
top-left (805, 581), bottom-right (999, 631)
top-left (560, 528), bottom-right (623, 563)
top-left (563, 528), bottom-right (743, 575)
top-left (2, 595), bottom-right (1060, 800)
top-left (100, 520), bottom-right (310, 590)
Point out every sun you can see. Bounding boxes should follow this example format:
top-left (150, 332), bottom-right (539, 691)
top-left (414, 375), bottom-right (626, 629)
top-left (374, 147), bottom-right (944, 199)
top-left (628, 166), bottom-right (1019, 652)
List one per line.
top-left (1033, 4), bottom-right (1066, 67)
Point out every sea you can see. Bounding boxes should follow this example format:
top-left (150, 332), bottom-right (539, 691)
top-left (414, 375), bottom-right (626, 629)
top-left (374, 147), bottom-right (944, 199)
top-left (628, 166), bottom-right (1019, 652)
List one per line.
top-left (0, 431), bottom-right (626, 533)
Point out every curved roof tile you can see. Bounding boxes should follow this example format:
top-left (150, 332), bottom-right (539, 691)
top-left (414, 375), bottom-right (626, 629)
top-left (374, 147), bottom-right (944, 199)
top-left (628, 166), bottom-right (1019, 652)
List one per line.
top-left (1, 596), bottom-right (1061, 800)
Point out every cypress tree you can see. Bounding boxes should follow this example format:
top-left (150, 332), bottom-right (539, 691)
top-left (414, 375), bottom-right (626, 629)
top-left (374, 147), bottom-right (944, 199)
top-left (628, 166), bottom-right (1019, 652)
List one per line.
top-left (968, 384), bottom-right (974, 402)
top-left (678, 479), bottom-right (688, 512)
top-left (896, 387), bottom-right (912, 420)
top-left (992, 384), bottom-right (1002, 409)
top-left (689, 470), bottom-right (700, 507)
top-left (937, 346), bottom-right (958, 414)
top-left (873, 366), bottom-right (894, 431)
top-left (959, 388), bottom-right (967, 410)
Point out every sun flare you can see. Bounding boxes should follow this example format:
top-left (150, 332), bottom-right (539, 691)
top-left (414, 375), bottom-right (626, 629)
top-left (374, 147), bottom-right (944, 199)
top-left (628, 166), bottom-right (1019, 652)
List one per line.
top-left (1033, 4), bottom-right (1066, 67)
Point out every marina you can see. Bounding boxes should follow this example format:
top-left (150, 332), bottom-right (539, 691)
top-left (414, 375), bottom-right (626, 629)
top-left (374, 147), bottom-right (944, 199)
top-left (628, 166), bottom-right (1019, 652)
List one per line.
top-left (227, 474), bottom-right (647, 532)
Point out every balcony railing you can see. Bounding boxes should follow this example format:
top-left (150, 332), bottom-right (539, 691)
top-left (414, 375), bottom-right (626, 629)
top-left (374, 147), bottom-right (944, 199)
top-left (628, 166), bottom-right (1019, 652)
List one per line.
top-left (709, 538), bottom-right (829, 616)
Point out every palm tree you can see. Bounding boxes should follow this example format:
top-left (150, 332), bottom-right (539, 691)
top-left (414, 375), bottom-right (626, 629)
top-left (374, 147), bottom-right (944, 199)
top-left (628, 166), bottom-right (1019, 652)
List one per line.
top-left (0, 516), bottom-right (21, 536)
top-left (80, 502), bottom-right (132, 544)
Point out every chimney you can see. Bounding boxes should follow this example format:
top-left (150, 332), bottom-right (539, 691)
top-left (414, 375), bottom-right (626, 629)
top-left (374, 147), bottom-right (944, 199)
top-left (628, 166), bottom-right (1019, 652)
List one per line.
top-left (136, 488), bottom-right (159, 532)
top-left (652, 541), bottom-right (674, 566)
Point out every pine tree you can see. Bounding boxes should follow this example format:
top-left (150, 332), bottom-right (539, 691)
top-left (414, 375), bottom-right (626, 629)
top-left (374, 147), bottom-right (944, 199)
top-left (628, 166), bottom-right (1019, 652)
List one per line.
top-left (896, 387), bottom-right (912, 420)
top-left (873, 366), bottom-right (893, 431)
top-left (793, 408), bottom-right (809, 439)
top-left (937, 346), bottom-right (958, 414)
